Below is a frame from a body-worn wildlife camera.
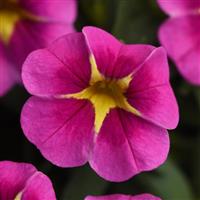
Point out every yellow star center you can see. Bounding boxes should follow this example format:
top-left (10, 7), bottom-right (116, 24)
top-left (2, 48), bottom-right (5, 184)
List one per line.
top-left (14, 192), bottom-right (21, 200)
top-left (60, 55), bottom-right (140, 134)
top-left (0, 0), bottom-right (43, 44)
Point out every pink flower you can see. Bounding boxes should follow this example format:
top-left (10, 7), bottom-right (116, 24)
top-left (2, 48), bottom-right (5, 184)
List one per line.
top-left (157, 0), bottom-right (200, 85)
top-left (0, 0), bottom-right (76, 96)
top-left (85, 194), bottom-right (161, 200)
top-left (21, 26), bottom-right (179, 182)
top-left (0, 161), bottom-right (56, 200)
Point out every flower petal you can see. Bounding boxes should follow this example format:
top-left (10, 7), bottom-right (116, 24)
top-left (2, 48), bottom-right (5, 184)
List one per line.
top-left (10, 20), bottom-right (75, 74)
top-left (83, 26), bottom-right (155, 79)
top-left (128, 47), bottom-right (170, 92)
top-left (21, 97), bottom-right (94, 167)
top-left (112, 44), bottom-right (155, 78)
top-left (22, 33), bottom-right (91, 96)
top-left (22, 172), bottom-right (56, 200)
top-left (126, 47), bottom-right (179, 129)
top-left (89, 109), bottom-right (169, 182)
top-left (82, 26), bottom-right (122, 78)
top-left (127, 85), bottom-right (179, 130)
top-left (85, 194), bottom-right (161, 200)
top-left (19, 0), bottom-right (77, 23)
top-left (177, 42), bottom-right (200, 85)
top-left (0, 161), bottom-right (36, 200)
top-left (159, 16), bottom-right (200, 85)
top-left (157, 0), bottom-right (200, 16)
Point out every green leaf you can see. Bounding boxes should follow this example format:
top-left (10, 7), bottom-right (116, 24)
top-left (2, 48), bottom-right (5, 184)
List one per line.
top-left (193, 135), bottom-right (200, 198)
top-left (112, 0), bottom-right (161, 44)
top-left (61, 165), bottom-right (109, 200)
top-left (193, 88), bottom-right (200, 111)
top-left (79, 0), bottom-right (116, 29)
top-left (140, 159), bottom-right (195, 200)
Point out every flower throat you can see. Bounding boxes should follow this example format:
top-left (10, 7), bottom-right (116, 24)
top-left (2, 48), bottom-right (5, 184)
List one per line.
top-left (61, 55), bottom-right (140, 134)
top-left (0, 0), bottom-right (42, 44)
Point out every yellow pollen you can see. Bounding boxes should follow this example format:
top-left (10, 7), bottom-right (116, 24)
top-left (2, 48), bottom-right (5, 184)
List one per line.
top-left (0, 0), bottom-right (44, 44)
top-left (14, 192), bottom-right (22, 200)
top-left (0, 10), bottom-right (19, 43)
top-left (60, 55), bottom-right (140, 133)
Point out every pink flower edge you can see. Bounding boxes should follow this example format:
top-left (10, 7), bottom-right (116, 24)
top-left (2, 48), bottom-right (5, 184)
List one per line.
top-left (85, 194), bottom-right (161, 200)
top-left (0, 161), bottom-right (56, 200)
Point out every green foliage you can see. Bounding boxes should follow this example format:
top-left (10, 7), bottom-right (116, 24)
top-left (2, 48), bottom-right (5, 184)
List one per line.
top-left (112, 0), bottom-right (160, 44)
top-left (141, 160), bottom-right (195, 200)
top-left (61, 165), bottom-right (109, 200)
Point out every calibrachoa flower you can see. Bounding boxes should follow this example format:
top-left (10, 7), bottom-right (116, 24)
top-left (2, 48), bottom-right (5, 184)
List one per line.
top-left (157, 0), bottom-right (200, 85)
top-left (0, 161), bottom-right (56, 200)
top-left (0, 0), bottom-right (76, 96)
top-left (85, 194), bottom-right (161, 200)
top-left (21, 26), bottom-right (179, 182)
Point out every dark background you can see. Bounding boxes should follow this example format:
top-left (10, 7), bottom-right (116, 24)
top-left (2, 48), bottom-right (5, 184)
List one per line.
top-left (0, 0), bottom-right (200, 200)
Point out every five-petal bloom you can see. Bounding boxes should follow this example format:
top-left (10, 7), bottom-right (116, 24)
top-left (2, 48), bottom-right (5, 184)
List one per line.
top-left (85, 194), bottom-right (161, 200)
top-left (157, 0), bottom-right (200, 85)
top-left (0, 0), bottom-right (76, 96)
top-left (21, 26), bottom-right (179, 182)
top-left (0, 161), bottom-right (56, 200)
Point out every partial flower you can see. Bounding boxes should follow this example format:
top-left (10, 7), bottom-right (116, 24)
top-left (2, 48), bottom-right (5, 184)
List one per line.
top-left (0, 161), bottom-right (56, 200)
top-left (85, 194), bottom-right (161, 200)
top-left (0, 0), bottom-right (76, 96)
top-left (157, 0), bottom-right (200, 85)
top-left (21, 26), bottom-right (179, 182)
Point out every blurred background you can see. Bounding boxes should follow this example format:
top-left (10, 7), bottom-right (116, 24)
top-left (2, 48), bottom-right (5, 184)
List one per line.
top-left (0, 0), bottom-right (200, 200)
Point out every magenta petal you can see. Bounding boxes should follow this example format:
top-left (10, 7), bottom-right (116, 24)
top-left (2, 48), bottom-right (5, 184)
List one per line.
top-left (22, 172), bottom-right (56, 200)
top-left (0, 161), bottom-right (36, 200)
top-left (159, 16), bottom-right (200, 85)
top-left (85, 194), bottom-right (161, 200)
top-left (127, 85), bottom-right (179, 130)
top-left (83, 27), bottom-right (155, 78)
top-left (89, 109), bottom-right (169, 182)
top-left (10, 21), bottom-right (75, 74)
top-left (21, 97), bottom-right (94, 167)
top-left (22, 33), bottom-right (91, 96)
top-left (82, 26), bottom-right (122, 78)
top-left (0, 161), bottom-right (56, 200)
top-left (128, 47), bottom-right (170, 92)
top-left (127, 47), bottom-right (179, 129)
top-left (19, 0), bottom-right (77, 23)
top-left (177, 43), bottom-right (200, 84)
top-left (157, 0), bottom-right (200, 16)
top-left (112, 44), bottom-right (155, 78)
